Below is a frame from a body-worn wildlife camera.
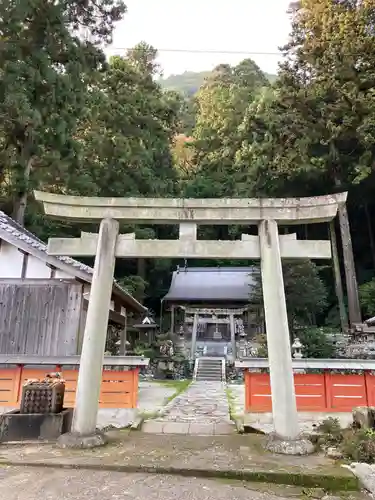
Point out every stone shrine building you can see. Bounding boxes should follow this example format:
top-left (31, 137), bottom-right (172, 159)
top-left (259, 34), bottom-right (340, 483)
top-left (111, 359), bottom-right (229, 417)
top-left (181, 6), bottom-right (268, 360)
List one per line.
top-left (162, 266), bottom-right (264, 360)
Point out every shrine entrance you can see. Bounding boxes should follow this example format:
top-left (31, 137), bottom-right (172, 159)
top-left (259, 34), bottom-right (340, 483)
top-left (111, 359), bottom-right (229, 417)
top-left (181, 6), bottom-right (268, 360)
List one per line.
top-left (183, 306), bottom-right (250, 360)
top-left (34, 190), bottom-right (353, 447)
top-left (162, 266), bottom-right (262, 360)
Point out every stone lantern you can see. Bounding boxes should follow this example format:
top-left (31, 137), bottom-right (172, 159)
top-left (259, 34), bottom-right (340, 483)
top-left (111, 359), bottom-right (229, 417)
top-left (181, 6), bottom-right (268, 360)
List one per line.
top-left (292, 337), bottom-right (304, 359)
top-left (175, 325), bottom-right (187, 357)
top-left (237, 328), bottom-right (248, 358)
top-left (292, 337), bottom-right (305, 374)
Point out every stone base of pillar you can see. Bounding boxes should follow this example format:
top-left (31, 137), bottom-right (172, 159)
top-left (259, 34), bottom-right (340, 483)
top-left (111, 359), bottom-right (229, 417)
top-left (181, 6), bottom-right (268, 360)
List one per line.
top-left (264, 433), bottom-right (314, 456)
top-left (57, 431), bottom-right (108, 449)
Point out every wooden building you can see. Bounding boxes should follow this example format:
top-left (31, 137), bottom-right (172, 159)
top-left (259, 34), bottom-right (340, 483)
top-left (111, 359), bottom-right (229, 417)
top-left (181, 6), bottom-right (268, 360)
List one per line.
top-left (162, 266), bottom-right (264, 359)
top-left (0, 211), bottom-right (146, 355)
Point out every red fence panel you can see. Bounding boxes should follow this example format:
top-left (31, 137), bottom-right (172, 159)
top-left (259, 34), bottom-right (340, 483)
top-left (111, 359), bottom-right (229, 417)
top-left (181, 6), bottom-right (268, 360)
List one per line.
top-left (294, 374), bottom-right (326, 411)
top-left (245, 372), bottom-right (271, 411)
top-left (327, 374), bottom-right (367, 411)
top-left (245, 371), bottom-right (371, 413)
top-left (365, 373), bottom-right (375, 407)
top-left (0, 365), bottom-right (139, 409)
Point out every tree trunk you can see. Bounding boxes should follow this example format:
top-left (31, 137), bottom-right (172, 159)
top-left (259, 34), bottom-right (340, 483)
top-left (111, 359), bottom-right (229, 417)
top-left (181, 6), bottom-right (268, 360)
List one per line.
top-left (137, 258), bottom-right (146, 304)
top-left (364, 202), bottom-right (375, 271)
top-left (12, 157), bottom-right (33, 226)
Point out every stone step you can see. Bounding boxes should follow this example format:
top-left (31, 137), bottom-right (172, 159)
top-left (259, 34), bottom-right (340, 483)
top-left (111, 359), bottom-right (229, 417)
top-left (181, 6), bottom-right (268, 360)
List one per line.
top-left (197, 366), bottom-right (221, 371)
top-left (199, 359), bottom-right (222, 363)
top-left (196, 377), bottom-right (222, 382)
top-left (198, 364), bottom-right (222, 368)
top-left (197, 366), bottom-right (222, 371)
top-left (198, 363), bottom-right (222, 368)
top-left (197, 369), bottom-right (222, 374)
top-left (194, 358), bottom-right (224, 382)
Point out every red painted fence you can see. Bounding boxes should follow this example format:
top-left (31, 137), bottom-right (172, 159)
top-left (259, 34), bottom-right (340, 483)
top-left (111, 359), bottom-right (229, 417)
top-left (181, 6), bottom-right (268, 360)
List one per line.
top-left (0, 366), bottom-right (139, 409)
top-left (245, 371), bottom-right (375, 412)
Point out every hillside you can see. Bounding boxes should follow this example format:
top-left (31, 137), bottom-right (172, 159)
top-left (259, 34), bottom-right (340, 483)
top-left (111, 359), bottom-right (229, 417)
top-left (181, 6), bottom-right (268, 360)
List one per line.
top-left (159, 70), bottom-right (277, 96)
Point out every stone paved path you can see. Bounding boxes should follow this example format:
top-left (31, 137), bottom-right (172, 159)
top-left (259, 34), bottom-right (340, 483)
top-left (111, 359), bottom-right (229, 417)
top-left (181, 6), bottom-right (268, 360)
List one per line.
top-left (142, 381), bottom-right (235, 435)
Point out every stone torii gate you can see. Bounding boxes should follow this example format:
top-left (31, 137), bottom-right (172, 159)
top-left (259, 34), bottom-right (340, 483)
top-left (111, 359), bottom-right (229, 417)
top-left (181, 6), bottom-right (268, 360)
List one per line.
top-left (35, 190), bottom-right (348, 450)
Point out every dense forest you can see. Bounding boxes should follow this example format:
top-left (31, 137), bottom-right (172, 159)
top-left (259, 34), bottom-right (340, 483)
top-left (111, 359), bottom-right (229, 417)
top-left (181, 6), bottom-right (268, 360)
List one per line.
top-left (1, 0), bottom-right (375, 335)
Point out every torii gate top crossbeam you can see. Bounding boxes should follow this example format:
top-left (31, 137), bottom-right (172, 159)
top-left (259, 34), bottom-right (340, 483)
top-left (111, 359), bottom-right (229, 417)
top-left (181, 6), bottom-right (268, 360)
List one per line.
top-left (34, 191), bottom-right (347, 225)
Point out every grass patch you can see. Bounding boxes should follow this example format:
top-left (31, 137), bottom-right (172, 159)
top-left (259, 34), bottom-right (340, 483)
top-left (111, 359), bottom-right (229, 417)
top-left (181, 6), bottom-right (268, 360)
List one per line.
top-left (226, 387), bottom-right (239, 421)
top-left (139, 410), bottom-right (161, 421)
top-left (158, 379), bottom-right (191, 405)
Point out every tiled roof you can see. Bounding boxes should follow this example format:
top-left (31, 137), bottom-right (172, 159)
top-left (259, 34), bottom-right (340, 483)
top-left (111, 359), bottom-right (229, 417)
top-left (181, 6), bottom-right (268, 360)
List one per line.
top-left (163, 266), bottom-right (259, 302)
top-left (0, 211), bottom-right (94, 276)
top-left (0, 211), bottom-right (146, 312)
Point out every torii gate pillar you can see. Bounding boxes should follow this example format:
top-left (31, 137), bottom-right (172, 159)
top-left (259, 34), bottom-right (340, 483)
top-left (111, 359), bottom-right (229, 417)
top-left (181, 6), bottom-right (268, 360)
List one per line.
top-left (259, 219), bottom-right (299, 441)
top-left (59, 218), bottom-right (119, 448)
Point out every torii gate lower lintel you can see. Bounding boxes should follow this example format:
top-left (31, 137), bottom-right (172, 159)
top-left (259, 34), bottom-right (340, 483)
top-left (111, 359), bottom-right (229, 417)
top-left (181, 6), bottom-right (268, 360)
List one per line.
top-left (34, 191), bottom-right (353, 451)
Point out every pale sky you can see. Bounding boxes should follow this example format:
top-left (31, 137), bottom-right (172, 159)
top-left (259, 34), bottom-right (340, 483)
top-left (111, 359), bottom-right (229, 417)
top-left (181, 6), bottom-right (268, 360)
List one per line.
top-left (105, 0), bottom-right (292, 77)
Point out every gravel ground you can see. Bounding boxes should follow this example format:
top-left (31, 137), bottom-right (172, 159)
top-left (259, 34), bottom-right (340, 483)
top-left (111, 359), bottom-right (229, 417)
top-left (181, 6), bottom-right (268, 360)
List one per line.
top-left (0, 467), bottom-right (323, 500)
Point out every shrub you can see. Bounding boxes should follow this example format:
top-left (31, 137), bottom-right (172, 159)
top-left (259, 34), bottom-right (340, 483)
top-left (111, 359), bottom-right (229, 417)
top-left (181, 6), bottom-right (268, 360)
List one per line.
top-left (316, 418), bottom-right (344, 448)
top-left (359, 278), bottom-right (375, 317)
top-left (298, 326), bottom-right (335, 359)
top-left (341, 428), bottom-right (375, 463)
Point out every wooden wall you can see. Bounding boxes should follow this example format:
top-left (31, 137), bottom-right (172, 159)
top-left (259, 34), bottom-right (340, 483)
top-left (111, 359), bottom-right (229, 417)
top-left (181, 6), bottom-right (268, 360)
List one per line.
top-left (0, 279), bottom-right (83, 355)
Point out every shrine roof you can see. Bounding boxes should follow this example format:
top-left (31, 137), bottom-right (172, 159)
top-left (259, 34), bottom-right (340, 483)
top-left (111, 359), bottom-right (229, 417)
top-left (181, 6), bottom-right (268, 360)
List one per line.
top-left (163, 266), bottom-right (259, 303)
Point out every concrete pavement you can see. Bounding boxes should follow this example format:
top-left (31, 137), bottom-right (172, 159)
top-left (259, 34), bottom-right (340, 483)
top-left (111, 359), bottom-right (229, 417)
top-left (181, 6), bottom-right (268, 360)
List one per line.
top-left (0, 467), bottom-right (363, 500)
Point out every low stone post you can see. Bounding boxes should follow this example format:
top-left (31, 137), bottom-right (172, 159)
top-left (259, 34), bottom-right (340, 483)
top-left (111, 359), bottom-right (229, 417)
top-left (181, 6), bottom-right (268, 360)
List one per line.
top-left (59, 218), bottom-right (119, 447)
top-left (229, 314), bottom-right (236, 359)
top-left (190, 313), bottom-right (198, 359)
top-left (259, 220), bottom-right (301, 445)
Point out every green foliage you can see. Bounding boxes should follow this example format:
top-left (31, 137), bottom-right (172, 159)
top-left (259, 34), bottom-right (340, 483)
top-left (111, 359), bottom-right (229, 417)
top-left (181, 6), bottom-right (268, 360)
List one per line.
top-left (341, 428), bottom-right (375, 464)
top-left (185, 60), bottom-right (269, 198)
top-left (253, 327), bottom-right (335, 359)
top-left (159, 70), bottom-right (277, 97)
top-left (298, 327), bottom-right (335, 359)
top-left (1, 0), bottom-right (375, 323)
top-left (159, 71), bottom-right (212, 97)
top-left (74, 43), bottom-right (180, 198)
top-left (283, 260), bottom-right (328, 329)
top-left (316, 418), bottom-right (375, 463)
top-left (0, 0), bottom-right (126, 224)
top-left (317, 417), bottom-right (343, 448)
top-left (133, 342), bottom-right (154, 359)
top-left (117, 276), bottom-right (148, 302)
top-left (253, 259), bottom-right (329, 333)
top-left (359, 278), bottom-right (375, 317)
top-left (236, 0), bottom-right (375, 196)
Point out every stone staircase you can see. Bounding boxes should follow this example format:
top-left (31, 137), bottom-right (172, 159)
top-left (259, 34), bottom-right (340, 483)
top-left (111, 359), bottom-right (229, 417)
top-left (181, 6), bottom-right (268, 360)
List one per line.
top-left (194, 357), bottom-right (225, 382)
